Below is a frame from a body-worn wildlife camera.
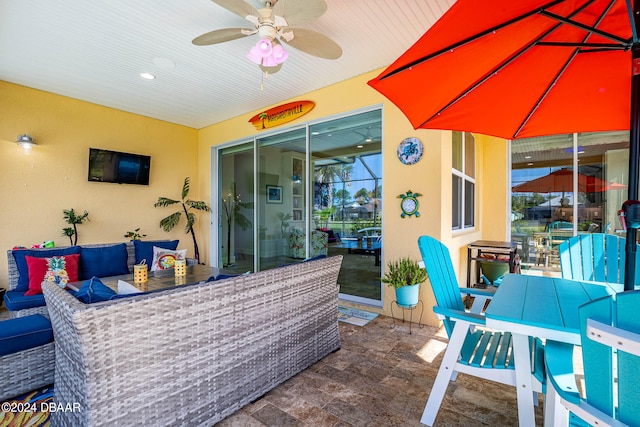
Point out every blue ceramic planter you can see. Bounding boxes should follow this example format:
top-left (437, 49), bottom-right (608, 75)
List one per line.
top-left (395, 284), bottom-right (419, 307)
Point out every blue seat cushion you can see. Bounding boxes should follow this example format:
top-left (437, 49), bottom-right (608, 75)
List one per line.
top-left (12, 246), bottom-right (81, 292)
top-left (0, 314), bottom-right (53, 356)
top-left (207, 273), bottom-right (240, 282)
top-left (3, 290), bottom-right (46, 312)
top-left (133, 240), bottom-right (179, 265)
top-left (79, 243), bottom-right (129, 280)
top-left (75, 277), bottom-right (117, 304)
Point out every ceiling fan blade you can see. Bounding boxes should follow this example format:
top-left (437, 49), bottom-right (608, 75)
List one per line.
top-left (210, 0), bottom-right (259, 21)
top-left (280, 28), bottom-right (342, 60)
top-left (192, 28), bottom-right (252, 46)
top-left (272, 0), bottom-right (327, 26)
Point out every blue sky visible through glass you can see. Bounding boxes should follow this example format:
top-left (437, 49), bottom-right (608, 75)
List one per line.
top-left (334, 153), bottom-right (382, 193)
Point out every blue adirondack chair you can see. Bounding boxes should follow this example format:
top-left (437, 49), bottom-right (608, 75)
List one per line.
top-left (544, 290), bottom-right (640, 427)
top-left (558, 233), bottom-right (640, 285)
top-left (417, 236), bottom-right (545, 426)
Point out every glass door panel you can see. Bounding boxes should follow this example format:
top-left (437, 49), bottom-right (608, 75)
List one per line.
top-left (310, 109), bottom-right (383, 304)
top-left (256, 128), bottom-right (307, 270)
top-left (219, 142), bottom-right (255, 273)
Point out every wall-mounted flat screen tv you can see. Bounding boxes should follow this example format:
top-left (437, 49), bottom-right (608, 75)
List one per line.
top-left (88, 148), bottom-right (151, 185)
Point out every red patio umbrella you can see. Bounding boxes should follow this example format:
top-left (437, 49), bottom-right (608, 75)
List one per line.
top-left (512, 168), bottom-right (627, 193)
top-left (368, 0), bottom-right (640, 292)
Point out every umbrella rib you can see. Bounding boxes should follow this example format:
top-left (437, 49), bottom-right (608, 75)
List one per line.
top-left (537, 41), bottom-right (626, 50)
top-left (378, 0), bottom-right (565, 81)
top-left (626, 0), bottom-right (639, 43)
top-left (418, 3), bottom-right (594, 133)
top-left (539, 10), bottom-right (631, 47)
top-left (514, 0), bottom-right (618, 137)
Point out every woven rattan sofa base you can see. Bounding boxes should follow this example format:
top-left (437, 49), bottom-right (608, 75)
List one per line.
top-left (0, 342), bottom-right (55, 401)
top-left (43, 255), bottom-right (343, 427)
top-left (6, 306), bottom-right (49, 319)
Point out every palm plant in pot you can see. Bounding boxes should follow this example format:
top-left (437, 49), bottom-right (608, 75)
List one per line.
top-left (382, 257), bottom-right (428, 307)
top-left (154, 177), bottom-right (210, 264)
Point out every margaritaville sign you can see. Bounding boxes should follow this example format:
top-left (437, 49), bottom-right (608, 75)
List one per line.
top-left (248, 100), bottom-right (315, 130)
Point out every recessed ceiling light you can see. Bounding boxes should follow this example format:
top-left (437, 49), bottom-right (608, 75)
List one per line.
top-left (311, 131), bottom-right (320, 136)
top-left (524, 155), bottom-right (532, 159)
top-left (140, 73), bottom-right (156, 80)
top-left (152, 57), bottom-right (176, 70)
top-left (356, 144), bottom-right (364, 149)
top-left (527, 162), bottom-right (534, 166)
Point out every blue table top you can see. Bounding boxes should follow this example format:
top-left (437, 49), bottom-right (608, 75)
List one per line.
top-left (485, 274), bottom-right (621, 338)
top-left (336, 240), bottom-right (381, 250)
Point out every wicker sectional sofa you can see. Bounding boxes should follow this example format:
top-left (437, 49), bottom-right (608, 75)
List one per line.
top-left (4, 240), bottom-right (178, 318)
top-left (42, 255), bottom-right (343, 427)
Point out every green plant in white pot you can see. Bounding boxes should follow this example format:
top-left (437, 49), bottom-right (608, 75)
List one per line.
top-left (382, 257), bottom-right (428, 307)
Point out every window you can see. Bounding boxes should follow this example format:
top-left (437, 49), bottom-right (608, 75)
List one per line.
top-left (510, 131), bottom-right (628, 270)
top-left (452, 131), bottom-right (475, 230)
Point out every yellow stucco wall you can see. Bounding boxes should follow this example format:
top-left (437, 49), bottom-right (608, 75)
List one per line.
top-left (1, 74), bottom-right (509, 326)
top-left (0, 81), bottom-right (199, 286)
top-left (197, 69), bottom-right (510, 324)
top-left (478, 134), bottom-right (509, 241)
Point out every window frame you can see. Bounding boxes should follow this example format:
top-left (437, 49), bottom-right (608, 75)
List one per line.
top-left (452, 132), bottom-right (476, 231)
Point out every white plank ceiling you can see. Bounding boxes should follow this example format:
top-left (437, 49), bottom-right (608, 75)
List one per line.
top-left (0, 0), bottom-right (455, 129)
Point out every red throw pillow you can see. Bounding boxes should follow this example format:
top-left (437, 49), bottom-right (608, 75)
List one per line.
top-left (24, 254), bottom-right (80, 296)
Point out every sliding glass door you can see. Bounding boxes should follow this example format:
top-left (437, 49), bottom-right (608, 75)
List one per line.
top-left (213, 108), bottom-right (383, 306)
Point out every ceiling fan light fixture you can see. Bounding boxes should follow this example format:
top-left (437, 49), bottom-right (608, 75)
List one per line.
top-left (256, 38), bottom-right (273, 57)
top-left (247, 46), bottom-right (264, 65)
top-left (248, 38), bottom-right (288, 67)
top-left (271, 43), bottom-right (288, 64)
top-left (261, 55), bottom-right (279, 67)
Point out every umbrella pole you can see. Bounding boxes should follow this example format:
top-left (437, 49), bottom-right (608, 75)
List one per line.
top-left (624, 8), bottom-right (640, 291)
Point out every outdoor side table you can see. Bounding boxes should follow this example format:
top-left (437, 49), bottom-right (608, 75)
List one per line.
top-left (466, 240), bottom-right (518, 289)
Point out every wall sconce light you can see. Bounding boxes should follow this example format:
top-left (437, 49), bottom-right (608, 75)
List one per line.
top-left (15, 134), bottom-right (36, 150)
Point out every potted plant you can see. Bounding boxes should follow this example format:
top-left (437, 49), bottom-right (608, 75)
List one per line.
top-left (61, 208), bottom-right (89, 245)
top-left (221, 182), bottom-right (253, 266)
top-left (124, 228), bottom-right (146, 241)
top-left (154, 177), bottom-right (211, 264)
top-left (381, 257), bottom-right (428, 307)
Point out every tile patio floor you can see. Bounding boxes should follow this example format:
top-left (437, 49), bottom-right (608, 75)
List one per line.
top-left (217, 314), bottom-right (545, 427)
top-left (0, 307), bottom-right (545, 426)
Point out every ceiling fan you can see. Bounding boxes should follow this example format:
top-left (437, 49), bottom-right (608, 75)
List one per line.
top-left (192, 0), bottom-right (342, 73)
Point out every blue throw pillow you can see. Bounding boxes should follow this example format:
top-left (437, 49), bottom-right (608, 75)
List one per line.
top-left (133, 240), bottom-right (178, 265)
top-left (75, 277), bottom-right (117, 304)
top-left (13, 246), bottom-right (81, 292)
top-left (79, 243), bottom-right (129, 280)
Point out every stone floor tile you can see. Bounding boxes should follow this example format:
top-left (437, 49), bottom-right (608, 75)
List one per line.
top-left (217, 316), bottom-right (543, 426)
top-left (251, 403), bottom-right (302, 427)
